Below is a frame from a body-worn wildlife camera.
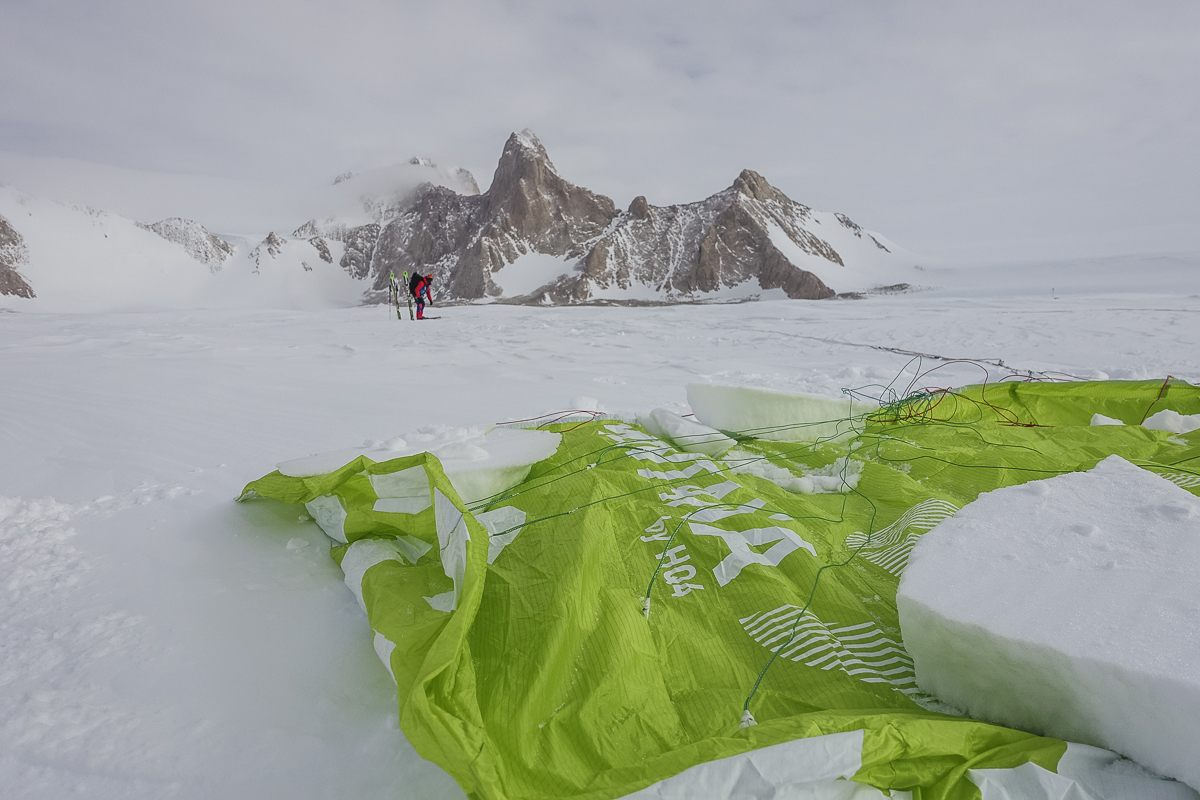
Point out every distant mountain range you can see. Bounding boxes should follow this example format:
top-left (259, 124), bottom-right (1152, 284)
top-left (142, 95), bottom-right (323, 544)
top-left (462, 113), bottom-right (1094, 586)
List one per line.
top-left (0, 132), bottom-right (915, 310)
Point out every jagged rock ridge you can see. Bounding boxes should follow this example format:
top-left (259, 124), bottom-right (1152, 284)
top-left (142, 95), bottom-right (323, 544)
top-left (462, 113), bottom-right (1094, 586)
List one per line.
top-left (0, 213), bottom-right (35, 298)
top-left (338, 130), bottom-right (902, 305)
top-left (549, 169), bottom-right (841, 303)
top-left (138, 217), bottom-right (235, 273)
top-left (366, 130), bottom-right (617, 300)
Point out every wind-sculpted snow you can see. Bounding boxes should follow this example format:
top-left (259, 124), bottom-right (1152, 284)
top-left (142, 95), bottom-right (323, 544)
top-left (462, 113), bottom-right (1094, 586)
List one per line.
top-left (138, 217), bottom-right (234, 273)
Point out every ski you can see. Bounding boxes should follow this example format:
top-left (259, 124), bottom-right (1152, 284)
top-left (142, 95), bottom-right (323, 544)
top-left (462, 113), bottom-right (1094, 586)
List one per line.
top-left (403, 270), bottom-right (414, 320)
top-left (388, 271), bottom-right (401, 319)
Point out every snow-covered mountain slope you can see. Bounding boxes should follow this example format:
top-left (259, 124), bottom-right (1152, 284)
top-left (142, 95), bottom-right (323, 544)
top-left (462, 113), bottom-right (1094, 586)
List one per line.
top-left (0, 186), bottom-right (216, 312)
top-left (0, 150), bottom-right (481, 237)
top-left (138, 218), bottom-right (235, 273)
top-left (0, 186), bottom-right (374, 312)
top-left (212, 230), bottom-right (368, 310)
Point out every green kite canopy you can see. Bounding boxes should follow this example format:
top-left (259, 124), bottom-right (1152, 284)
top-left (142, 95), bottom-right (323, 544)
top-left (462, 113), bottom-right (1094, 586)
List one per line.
top-left (241, 379), bottom-right (1200, 800)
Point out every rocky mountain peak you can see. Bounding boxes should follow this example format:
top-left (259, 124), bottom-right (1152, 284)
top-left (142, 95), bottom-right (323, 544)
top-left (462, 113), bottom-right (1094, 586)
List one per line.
top-left (490, 129), bottom-right (561, 198)
top-left (511, 128), bottom-right (551, 158)
top-left (733, 169), bottom-right (788, 205)
top-left (481, 130), bottom-right (616, 256)
top-left (628, 195), bottom-right (651, 220)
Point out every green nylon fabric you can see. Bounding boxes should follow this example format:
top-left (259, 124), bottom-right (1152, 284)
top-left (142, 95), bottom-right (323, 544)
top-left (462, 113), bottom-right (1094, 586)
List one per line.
top-left (240, 379), bottom-right (1200, 800)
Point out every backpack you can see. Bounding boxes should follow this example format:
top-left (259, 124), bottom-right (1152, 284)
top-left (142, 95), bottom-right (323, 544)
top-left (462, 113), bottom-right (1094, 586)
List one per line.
top-left (409, 272), bottom-right (425, 297)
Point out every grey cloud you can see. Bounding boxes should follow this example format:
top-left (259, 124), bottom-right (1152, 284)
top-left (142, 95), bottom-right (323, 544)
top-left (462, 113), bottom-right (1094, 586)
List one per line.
top-left (1, 0), bottom-right (1198, 260)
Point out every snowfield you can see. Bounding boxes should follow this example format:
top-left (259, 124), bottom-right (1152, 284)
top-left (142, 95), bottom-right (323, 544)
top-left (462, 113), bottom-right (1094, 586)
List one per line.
top-left (2, 254), bottom-right (1199, 798)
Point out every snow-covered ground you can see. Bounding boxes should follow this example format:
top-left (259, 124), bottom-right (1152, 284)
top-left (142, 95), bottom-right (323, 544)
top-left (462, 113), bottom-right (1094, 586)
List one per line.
top-left (1, 255), bottom-right (1198, 798)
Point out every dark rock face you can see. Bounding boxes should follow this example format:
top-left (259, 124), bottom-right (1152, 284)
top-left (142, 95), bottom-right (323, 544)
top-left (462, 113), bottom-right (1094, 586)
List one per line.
top-left (138, 217), bottom-right (235, 273)
top-left (0, 214), bottom-right (35, 298)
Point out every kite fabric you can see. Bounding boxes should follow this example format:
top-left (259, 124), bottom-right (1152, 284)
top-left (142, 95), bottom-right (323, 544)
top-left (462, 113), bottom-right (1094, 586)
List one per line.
top-left (239, 379), bottom-right (1200, 800)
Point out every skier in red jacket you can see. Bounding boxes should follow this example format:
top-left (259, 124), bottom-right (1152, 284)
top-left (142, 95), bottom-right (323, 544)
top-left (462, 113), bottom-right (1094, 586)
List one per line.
top-left (409, 272), bottom-right (433, 319)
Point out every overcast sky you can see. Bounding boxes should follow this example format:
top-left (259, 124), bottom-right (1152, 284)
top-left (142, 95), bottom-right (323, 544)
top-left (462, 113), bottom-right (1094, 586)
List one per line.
top-left (2, 0), bottom-right (1198, 261)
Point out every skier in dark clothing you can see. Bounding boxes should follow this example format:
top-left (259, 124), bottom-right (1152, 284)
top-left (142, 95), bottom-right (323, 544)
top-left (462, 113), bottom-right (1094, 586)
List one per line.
top-left (409, 272), bottom-right (433, 319)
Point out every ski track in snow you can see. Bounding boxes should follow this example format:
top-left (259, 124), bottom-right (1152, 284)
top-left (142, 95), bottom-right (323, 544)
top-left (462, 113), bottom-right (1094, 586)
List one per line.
top-left (0, 277), bottom-right (1198, 798)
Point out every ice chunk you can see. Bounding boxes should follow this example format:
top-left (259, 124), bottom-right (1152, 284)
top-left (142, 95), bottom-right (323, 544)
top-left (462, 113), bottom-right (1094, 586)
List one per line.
top-left (278, 427), bottom-right (561, 505)
top-left (1143, 409), bottom-right (1200, 435)
top-left (433, 441), bottom-right (489, 461)
top-left (637, 407), bottom-right (736, 457)
top-left (687, 383), bottom-right (877, 443)
top-left (898, 456), bottom-right (1200, 791)
top-left (369, 465), bottom-right (431, 514)
top-left (438, 428), bottom-right (561, 505)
